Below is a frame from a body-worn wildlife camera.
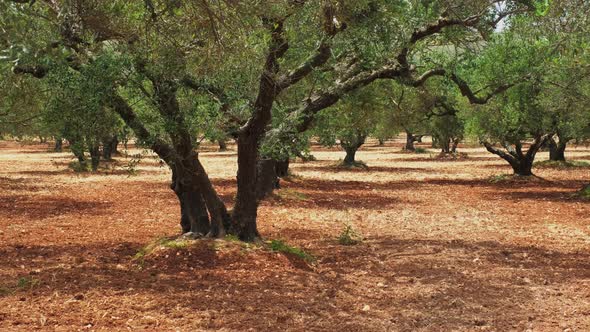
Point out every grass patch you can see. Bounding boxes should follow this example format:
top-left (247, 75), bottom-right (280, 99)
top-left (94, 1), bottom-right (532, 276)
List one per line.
top-left (68, 160), bottom-right (91, 172)
top-left (276, 188), bottom-right (309, 201)
top-left (268, 240), bottom-right (315, 263)
top-left (336, 160), bottom-right (369, 169)
top-left (16, 276), bottom-right (40, 290)
top-left (338, 225), bottom-right (362, 246)
top-left (414, 147), bottom-right (428, 154)
top-left (224, 234), bottom-right (241, 242)
top-left (0, 286), bottom-right (11, 296)
top-left (534, 160), bottom-right (590, 169)
top-left (133, 237), bottom-right (190, 262)
top-left (578, 184), bottom-right (590, 200)
top-left (432, 152), bottom-right (469, 160)
top-left (488, 174), bottom-right (512, 183)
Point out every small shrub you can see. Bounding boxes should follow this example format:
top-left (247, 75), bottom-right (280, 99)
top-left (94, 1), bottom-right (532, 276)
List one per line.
top-left (268, 240), bottom-right (315, 263)
top-left (277, 188), bottom-right (309, 201)
top-left (338, 225), bottom-right (362, 245)
top-left (68, 161), bottom-right (91, 172)
top-left (17, 277), bottom-right (40, 290)
top-left (414, 147), bottom-right (428, 154)
top-left (124, 157), bottom-right (141, 176)
top-left (0, 286), bottom-right (11, 296)
top-left (488, 174), bottom-right (511, 183)
top-left (159, 238), bottom-right (190, 249)
top-left (224, 234), bottom-right (240, 242)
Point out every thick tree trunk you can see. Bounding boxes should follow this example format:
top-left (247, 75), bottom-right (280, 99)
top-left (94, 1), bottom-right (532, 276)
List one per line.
top-left (256, 158), bottom-right (278, 200)
top-left (440, 139), bottom-right (451, 153)
top-left (171, 170), bottom-right (210, 235)
top-left (111, 91), bottom-right (230, 238)
top-left (218, 139), bottom-right (228, 152)
top-left (102, 136), bottom-right (118, 160)
top-left (232, 135), bottom-right (261, 241)
top-left (378, 138), bottom-right (385, 146)
top-left (483, 135), bottom-right (549, 177)
top-left (510, 159), bottom-right (534, 176)
top-left (191, 157), bottom-right (231, 237)
top-left (89, 143), bottom-right (100, 171)
top-left (275, 158), bottom-right (289, 178)
top-left (548, 137), bottom-right (567, 162)
top-left (343, 147), bottom-right (358, 165)
top-left (404, 132), bottom-right (416, 151)
top-left (255, 157), bottom-right (289, 198)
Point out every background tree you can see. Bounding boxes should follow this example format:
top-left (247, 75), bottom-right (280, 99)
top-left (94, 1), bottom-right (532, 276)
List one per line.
top-left (313, 86), bottom-right (385, 167)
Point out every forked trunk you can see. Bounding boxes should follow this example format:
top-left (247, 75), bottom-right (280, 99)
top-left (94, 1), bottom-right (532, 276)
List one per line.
top-left (483, 135), bottom-right (549, 177)
top-left (440, 138), bottom-right (451, 154)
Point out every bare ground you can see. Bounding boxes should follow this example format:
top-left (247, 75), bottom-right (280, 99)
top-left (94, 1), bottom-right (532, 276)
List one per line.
top-left (0, 138), bottom-right (589, 331)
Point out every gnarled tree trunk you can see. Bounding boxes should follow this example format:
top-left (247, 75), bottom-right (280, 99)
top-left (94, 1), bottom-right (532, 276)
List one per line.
top-left (102, 135), bottom-right (118, 160)
top-left (256, 158), bottom-right (278, 200)
top-left (232, 134), bottom-right (262, 241)
top-left (548, 137), bottom-right (567, 162)
top-left (483, 135), bottom-right (550, 176)
top-left (171, 169), bottom-right (210, 235)
top-left (341, 134), bottom-right (366, 165)
top-left (404, 131), bottom-right (416, 152)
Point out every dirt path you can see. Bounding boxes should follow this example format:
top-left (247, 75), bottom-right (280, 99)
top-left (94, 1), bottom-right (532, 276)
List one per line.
top-left (0, 139), bottom-right (589, 331)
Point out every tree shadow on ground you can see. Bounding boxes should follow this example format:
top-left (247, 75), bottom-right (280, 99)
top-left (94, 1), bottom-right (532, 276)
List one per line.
top-left (0, 194), bottom-right (112, 220)
top-left (294, 164), bottom-right (437, 174)
top-left (1, 236), bottom-right (588, 330)
top-left (0, 176), bottom-right (44, 192)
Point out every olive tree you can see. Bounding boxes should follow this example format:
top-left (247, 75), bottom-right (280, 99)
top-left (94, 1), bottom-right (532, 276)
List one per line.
top-left (3, 0), bottom-right (540, 241)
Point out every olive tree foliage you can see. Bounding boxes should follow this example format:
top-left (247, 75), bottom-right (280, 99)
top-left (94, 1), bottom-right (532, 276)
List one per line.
top-left (384, 83), bottom-right (434, 152)
top-left (462, 3), bottom-right (590, 175)
top-left (312, 85), bottom-right (386, 166)
top-left (535, 0), bottom-right (590, 161)
top-left (461, 22), bottom-right (557, 176)
top-left (43, 56), bottom-right (128, 170)
top-left (1, 0), bottom-right (544, 241)
top-left (0, 63), bottom-right (47, 139)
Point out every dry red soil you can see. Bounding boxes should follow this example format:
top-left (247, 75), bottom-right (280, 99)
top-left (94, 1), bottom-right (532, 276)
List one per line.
top-left (0, 138), bottom-right (589, 331)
